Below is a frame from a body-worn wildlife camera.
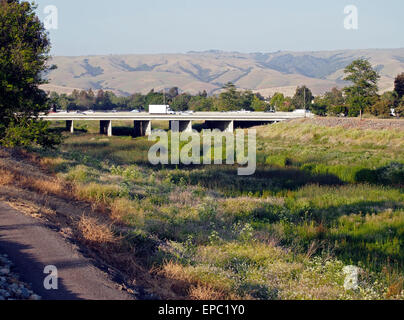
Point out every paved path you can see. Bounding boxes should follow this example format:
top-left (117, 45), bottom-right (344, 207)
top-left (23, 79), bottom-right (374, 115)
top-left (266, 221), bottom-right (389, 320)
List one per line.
top-left (0, 202), bottom-right (134, 300)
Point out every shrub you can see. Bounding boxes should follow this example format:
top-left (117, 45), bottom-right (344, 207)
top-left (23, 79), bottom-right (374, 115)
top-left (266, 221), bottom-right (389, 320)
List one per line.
top-left (376, 162), bottom-right (404, 186)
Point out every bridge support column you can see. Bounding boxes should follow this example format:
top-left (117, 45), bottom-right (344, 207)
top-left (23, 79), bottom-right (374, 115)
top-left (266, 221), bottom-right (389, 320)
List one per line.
top-left (170, 120), bottom-right (193, 133)
top-left (206, 120), bottom-right (234, 133)
top-left (66, 120), bottom-right (74, 133)
top-left (133, 120), bottom-right (152, 137)
top-left (100, 120), bottom-right (112, 137)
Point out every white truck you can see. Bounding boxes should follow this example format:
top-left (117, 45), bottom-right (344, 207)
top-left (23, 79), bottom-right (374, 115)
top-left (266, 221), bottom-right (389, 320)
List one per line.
top-left (149, 105), bottom-right (175, 114)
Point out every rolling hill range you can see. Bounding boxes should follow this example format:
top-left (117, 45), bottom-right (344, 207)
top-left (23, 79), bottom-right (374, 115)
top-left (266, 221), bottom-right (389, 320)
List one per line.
top-left (42, 48), bottom-right (404, 97)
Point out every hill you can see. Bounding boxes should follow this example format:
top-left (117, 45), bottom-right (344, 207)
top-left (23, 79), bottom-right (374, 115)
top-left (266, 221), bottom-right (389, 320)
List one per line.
top-left (42, 48), bottom-right (404, 96)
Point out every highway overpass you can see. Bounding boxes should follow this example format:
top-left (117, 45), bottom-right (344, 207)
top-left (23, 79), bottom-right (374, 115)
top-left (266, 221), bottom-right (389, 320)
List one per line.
top-left (40, 112), bottom-right (310, 137)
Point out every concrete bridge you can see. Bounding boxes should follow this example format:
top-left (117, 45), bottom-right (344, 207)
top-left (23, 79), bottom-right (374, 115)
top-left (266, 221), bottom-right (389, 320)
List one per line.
top-left (40, 111), bottom-right (309, 137)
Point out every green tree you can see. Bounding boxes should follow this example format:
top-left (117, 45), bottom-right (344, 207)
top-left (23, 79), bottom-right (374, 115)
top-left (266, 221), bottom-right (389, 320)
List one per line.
top-left (270, 93), bottom-right (285, 111)
top-left (218, 82), bottom-right (242, 111)
top-left (395, 97), bottom-right (404, 118)
top-left (0, 0), bottom-right (61, 147)
top-left (278, 97), bottom-right (294, 112)
top-left (251, 95), bottom-right (267, 112)
top-left (168, 87), bottom-right (179, 99)
top-left (394, 73), bottom-right (404, 99)
top-left (189, 95), bottom-right (213, 111)
top-left (240, 90), bottom-right (255, 111)
top-left (127, 93), bottom-right (145, 110)
top-left (310, 96), bottom-right (328, 116)
top-left (170, 94), bottom-right (191, 111)
top-left (324, 87), bottom-right (345, 107)
top-left (292, 86), bottom-right (313, 110)
top-left (144, 89), bottom-right (164, 108)
top-left (343, 59), bottom-right (380, 117)
top-left (371, 99), bottom-right (391, 118)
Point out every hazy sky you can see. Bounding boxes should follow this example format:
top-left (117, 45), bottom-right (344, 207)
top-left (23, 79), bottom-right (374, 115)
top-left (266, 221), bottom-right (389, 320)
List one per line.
top-left (34, 0), bottom-right (404, 56)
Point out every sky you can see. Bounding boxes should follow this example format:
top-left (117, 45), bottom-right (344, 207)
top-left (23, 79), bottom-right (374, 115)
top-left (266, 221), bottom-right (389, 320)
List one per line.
top-left (34, 0), bottom-right (404, 56)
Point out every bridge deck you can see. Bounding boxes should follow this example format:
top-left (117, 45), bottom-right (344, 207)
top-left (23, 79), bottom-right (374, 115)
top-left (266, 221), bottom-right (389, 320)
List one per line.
top-left (40, 111), bottom-right (308, 122)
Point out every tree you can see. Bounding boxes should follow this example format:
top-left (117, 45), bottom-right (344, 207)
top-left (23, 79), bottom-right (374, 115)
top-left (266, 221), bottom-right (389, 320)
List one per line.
top-left (251, 95), bottom-right (267, 112)
top-left (311, 87), bottom-right (345, 116)
top-left (292, 86), bottom-right (313, 110)
top-left (170, 94), bottom-right (191, 111)
top-left (127, 93), bottom-right (145, 110)
top-left (270, 93), bottom-right (285, 111)
top-left (324, 87), bottom-right (345, 107)
top-left (279, 97), bottom-right (294, 112)
top-left (219, 82), bottom-right (242, 111)
top-left (310, 96), bottom-right (328, 116)
top-left (371, 99), bottom-right (391, 118)
top-left (168, 87), bottom-right (179, 99)
top-left (240, 90), bottom-right (255, 111)
top-left (0, 0), bottom-right (61, 147)
top-left (343, 59), bottom-right (380, 117)
top-left (394, 73), bottom-right (404, 99)
top-left (189, 95), bottom-right (213, 111)
top-left (380, 91), bottom-right (398, 108)
top-left (395, 97), bottom-right (404, 118)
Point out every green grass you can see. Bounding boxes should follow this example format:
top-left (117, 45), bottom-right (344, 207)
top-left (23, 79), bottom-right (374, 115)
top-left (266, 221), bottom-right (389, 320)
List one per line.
top-left (37, 120), bottom-right (404, 299)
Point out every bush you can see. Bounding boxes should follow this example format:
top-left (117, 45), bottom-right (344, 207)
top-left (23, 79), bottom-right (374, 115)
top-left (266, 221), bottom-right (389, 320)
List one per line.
top-left (310, 103), bottom-right (328, 116)
top-left (355, 162), bottom-right (404, 186)
top-left (1, 120), bottom-right (62, 149)
top-left (376, 162), bottom-right (404, 186)
top-left (328, 105), bottom-right (347, 117)
top-left (371, 100), bottom-right (391, 118)
top-left (396, 104), bottom-right (404, 118)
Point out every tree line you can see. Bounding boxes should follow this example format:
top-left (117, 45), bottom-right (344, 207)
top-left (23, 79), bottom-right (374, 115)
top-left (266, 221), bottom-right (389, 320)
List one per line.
top-left (49, 60), bottom-right (404, 118)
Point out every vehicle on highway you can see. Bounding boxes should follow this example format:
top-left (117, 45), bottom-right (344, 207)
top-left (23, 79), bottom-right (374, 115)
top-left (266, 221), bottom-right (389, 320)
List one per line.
top-left (180, 110), bottom-right (194, 115)
top-left (149, 105), bottom-right (175, 115)
top-left (131, 109), bottom-right (141, 113)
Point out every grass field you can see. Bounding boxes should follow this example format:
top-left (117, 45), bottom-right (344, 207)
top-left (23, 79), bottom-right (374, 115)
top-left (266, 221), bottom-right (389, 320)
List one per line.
top-left (28, 119), bottom-right (404, 299)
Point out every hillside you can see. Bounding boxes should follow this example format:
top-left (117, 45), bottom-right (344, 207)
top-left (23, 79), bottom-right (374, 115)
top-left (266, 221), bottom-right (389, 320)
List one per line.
top-left (42, 48), bottom-right (404, 96)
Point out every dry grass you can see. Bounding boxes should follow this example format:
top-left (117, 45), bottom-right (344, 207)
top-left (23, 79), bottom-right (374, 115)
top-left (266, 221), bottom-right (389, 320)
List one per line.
top-left (189, 285), bottom-right (228, 300)
top-left (77, 215), bottom-right (116, 245)
top-left (160, 261), bottom-right (232, 300)
top-left (0, 154), bottom-right (66, 197)
top-left (39, 156), bottom-right (67, 172)
top-left (0, 168), bottom-right (14, 186)
top-left (110, 198), bottom-right (145, 225)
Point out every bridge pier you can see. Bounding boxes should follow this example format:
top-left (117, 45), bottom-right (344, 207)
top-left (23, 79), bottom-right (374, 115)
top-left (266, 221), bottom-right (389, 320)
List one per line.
top-left (133, 120), bottom-right (152, 137)
top-left (100, 120), bottom-right (112, 137)
top-left (205, 120), bottom-right (234, 133)
top-left (66, 120), bottom-right (74, 133)
top-left (169, 120), bottom-right (193, 133)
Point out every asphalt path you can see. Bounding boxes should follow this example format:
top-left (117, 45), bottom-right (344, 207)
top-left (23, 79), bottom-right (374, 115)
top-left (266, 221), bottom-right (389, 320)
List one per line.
top-left (0, 201), bottom-right (134, 300)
